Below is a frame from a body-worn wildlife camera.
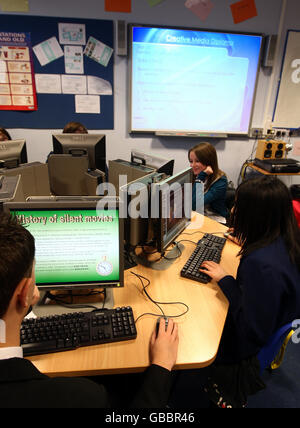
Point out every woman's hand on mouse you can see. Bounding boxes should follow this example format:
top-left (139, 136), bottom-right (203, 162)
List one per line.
top-left (150, 318), bottom-right (179, 372)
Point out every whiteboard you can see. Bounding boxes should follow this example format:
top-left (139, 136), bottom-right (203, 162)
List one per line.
top-left (273, 30), bottom-right (300, 129)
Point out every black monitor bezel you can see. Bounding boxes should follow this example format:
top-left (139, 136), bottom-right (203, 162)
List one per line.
top-left (0, 139), bottom-right (28, 169)
top-left (3, 199), bottom-right (124, 291)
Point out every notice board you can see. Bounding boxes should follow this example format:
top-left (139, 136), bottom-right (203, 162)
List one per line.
top-left (273, 30), bottom-right (300, 129)
top-left (0, 14), bottom-right (114, 129)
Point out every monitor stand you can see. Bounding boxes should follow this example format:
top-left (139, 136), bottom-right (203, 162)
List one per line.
top-left (32, 288), bottom-right (114, 317)
top-left (134, 242), bottom-right (185, 271)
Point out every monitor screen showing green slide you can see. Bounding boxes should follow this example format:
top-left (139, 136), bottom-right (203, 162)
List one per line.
top-left (4, 200), bottom-right (124, 290)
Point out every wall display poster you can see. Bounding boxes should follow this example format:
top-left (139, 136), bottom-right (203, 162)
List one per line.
top-left (230, 0), bottom-right (258, 25)
top-left (105, 0), bottom-right (131, 13)
top-left (0, 31), bottom-right (37, 111)
top-left (185, 0), bottom-right (214, 22)
top-left (0, 15), bottom-right (113, 129)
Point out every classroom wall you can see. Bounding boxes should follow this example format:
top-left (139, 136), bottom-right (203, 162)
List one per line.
top-left (2, 0), bottom-right (300, 187)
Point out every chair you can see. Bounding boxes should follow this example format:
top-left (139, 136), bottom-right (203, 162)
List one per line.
top-left (257, 322), bottom-right (295, 375)
top-left (225, 186), bottom-right (235, 211)
top-left (225, 185), bottom-right (236, 225)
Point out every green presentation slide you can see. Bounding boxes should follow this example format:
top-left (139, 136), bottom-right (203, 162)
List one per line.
top-left (14, 209), bottom-right (120, 285)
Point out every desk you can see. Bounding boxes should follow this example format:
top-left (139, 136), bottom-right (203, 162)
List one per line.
top-left (27, 214), bottom-right (240, 377)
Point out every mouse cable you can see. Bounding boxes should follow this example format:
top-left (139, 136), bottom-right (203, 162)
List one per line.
top-left (130, 271), bottom-right (164, 317)
top-left (130, 271), bottom-right (189, 323)
top-left (43, 290), bottom-right (104, 311)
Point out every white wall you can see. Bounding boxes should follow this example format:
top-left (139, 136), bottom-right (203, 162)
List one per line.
top-left (3, 0), bottom-right (300, 187)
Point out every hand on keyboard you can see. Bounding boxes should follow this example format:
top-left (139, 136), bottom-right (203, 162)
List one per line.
top-left (180, 233), bottom-right (226, 284)
top-left (199, 260), bottom-right (228, 283)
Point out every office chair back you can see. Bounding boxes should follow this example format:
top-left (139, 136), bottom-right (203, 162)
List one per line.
top-left (257, 322), bottom-right (294, 375)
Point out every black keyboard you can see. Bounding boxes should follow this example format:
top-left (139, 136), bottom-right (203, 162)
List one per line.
top-left (180, 233), bottom-right (226, 284)
top-left (21, 306), bottom-right (137, 357)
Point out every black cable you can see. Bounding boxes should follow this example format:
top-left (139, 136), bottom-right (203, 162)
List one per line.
top-left (130, 271), bottom-right (189, 323)
top-left (44, 289), bottom-right (106, 311)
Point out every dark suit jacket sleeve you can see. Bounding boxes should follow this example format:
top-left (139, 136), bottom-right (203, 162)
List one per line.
top-left (129, 364), bottom-right (173, 408)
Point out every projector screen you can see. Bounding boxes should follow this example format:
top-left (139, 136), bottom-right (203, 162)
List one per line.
top-left (129, 25), bottom-right (263, 137)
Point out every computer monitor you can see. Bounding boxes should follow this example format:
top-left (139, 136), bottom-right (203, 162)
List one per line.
top-left (52, 134), bottom-right (106, 172)
top-left (119, 171), bottom-right (158, 247)
top-left (0, 139), bottom-right (27, 169)
top-left (3, 198), bottom-right (124, 291)
top-left (151, 167), bottom-right (193, 254)
top-left (131, 149), bottom-right (174, 176)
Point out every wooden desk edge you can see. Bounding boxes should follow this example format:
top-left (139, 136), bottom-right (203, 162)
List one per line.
top-left (31, 357), bottom-right (219, 378)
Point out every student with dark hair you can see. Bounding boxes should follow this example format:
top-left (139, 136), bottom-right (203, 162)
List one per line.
top-left (188, 142), bottom-right (228, 223)
top-left (0, 127), bottom-right (12, 141)
top-left (46, 122), bottom-right (88, 162)
top-left (63, 121), bottom-right (88, 134)
top-left (0, 213), bottom-right (179, 408)
top-left (199, 176), bottom-right (300, 407)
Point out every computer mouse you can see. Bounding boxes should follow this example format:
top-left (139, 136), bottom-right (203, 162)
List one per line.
top-left (156, 316), bottom-right (169, 337)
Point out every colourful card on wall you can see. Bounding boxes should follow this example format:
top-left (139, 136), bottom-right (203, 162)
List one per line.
top-left (0, 0), bottom-right (29, 12)
top-left (147, 0), bottom-right (165, 6)
top-left (230, 0), bottom-right (257, 24)
top-left (185, 0), bottom-right (214, 22)
top-left (105, 0), bottom-right (131, 13)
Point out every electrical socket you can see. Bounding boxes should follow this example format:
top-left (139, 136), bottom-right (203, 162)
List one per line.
top-left (271, 128), bottom-right (293, 139)
top-left (250, 128), bottom-right (264, 138)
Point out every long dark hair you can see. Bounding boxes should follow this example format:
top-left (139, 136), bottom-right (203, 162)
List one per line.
top-left (230, 176), bottom-right (300, 268)
top-left (0, 127), bottom-right (12, 140)
top-left (188, 142), bottom-right (225, 189)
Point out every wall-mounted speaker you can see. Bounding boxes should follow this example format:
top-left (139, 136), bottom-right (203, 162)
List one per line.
top-left (255, 140), bottom-right (286, 160)
top-left (262, 35), bottom-right (277, 68)
top-left (116, 20), bottom-right (127, 56)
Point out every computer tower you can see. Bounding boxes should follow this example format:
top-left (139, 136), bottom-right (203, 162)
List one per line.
top-left (2, 162), bottom-right (51, 199)
top-left (108, 159), bottom-right (155, 196)
top-left (0, 175), bottom-right (24, 205)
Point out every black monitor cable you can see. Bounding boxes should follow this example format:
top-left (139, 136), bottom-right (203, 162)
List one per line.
top-left (43, 289), bottom-right (106, 311)
top-left (130, 271), bottom-right (189, 323)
